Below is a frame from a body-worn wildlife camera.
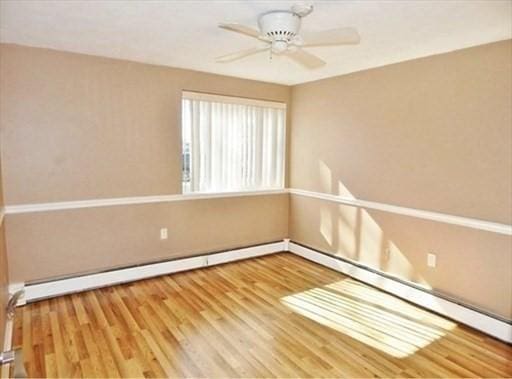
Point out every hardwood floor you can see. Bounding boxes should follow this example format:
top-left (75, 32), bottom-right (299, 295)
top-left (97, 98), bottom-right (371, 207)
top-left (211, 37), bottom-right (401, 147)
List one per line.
top-left (12, 253), bottom-right (512, 378)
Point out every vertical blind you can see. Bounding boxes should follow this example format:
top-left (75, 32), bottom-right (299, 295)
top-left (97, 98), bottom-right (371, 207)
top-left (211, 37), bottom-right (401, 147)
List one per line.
top-left (182, 92), bottom-right (286, 193)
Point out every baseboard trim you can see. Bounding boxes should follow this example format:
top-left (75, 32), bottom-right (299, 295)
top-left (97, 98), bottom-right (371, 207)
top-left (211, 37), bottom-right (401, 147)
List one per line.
top-left (288, 241), bottom-right (512, 343)
top-left (13, 241), bottom-right (285, 305)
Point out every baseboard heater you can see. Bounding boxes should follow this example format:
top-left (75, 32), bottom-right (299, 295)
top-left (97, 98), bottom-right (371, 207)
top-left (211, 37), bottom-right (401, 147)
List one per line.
top-left (9, 238), bottom-right (511, 344)
top-left (287, 240), bottom-right (512, 344)
top-left (10, 240), bottom-right (286, 305)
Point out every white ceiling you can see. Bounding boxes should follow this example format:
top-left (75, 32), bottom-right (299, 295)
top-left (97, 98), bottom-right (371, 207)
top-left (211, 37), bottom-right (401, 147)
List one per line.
top-left (1, 0), bottom-right (511, 85)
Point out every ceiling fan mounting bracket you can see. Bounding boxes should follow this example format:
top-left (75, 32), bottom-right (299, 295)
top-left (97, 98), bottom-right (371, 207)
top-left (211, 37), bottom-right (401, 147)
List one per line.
top-left (291, 4), bottom-right (314, 18)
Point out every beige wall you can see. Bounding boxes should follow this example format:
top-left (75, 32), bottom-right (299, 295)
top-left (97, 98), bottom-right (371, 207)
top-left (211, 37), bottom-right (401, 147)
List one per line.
top-left (289, 40), bottom-right (512, 320)
top-left (291, 40), bottom-right (512, 224)
top-left (6, 195), bottom-right (288, 283)
top-left (1, 41), bottom-right (511, 322)
top-left (290, 196), bottom-right (512, 318)
top-left (0, 44), bottom-right (290, 283)
top-left (0, 44), bottom-right (290, 204)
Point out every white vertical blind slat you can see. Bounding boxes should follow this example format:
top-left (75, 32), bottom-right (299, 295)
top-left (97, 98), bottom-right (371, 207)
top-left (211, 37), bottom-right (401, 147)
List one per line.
top-left (183, 97), bottom-right (285, 193)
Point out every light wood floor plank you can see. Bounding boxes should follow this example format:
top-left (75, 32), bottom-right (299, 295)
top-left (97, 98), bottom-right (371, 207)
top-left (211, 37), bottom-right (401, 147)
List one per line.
top-left (13, 252), bottom-right (512, 378)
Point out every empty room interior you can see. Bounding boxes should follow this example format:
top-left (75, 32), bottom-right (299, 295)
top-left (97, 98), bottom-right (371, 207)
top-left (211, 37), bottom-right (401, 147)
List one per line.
top-left (0, 0), bottom-right (511, 378)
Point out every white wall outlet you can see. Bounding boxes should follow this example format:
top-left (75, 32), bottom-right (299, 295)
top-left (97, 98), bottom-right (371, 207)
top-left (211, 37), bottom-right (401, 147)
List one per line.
top-left (427, 253), bottom-right (437, 268)
top-left (160, 228), bottom-right (168, 240)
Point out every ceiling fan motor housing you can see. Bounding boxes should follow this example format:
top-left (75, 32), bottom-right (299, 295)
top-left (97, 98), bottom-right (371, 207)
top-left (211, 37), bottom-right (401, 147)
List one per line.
top-left (258, 11), bottom-right (301, 53)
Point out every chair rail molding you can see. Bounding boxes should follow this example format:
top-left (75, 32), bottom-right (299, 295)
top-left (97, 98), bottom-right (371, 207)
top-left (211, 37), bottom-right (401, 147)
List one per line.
top-left (4, 189), bottom-right (288, 214)
top-left (4, 188), bottom-right (511, 235)
top-left (289, 188), bottom-right (512, 235)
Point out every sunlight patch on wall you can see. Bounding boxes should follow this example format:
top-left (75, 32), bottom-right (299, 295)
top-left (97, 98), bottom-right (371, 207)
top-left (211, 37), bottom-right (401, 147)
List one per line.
top-left (320, 207), bottom-right (333, 246)
top-left (337, 180), bottom-right (355, 199)
top-left (315, 159), bottom-right (430, 289)
top-left (358, 208), bottom-right (384, 266)
top-left (336, 206), bottom-right (359, 258)
top-left (281, 278), bottom-right (455, 358)
top-left (385, 240), bottom-right (429, 286)
top-left (317, 161), bottom-right (356, 199)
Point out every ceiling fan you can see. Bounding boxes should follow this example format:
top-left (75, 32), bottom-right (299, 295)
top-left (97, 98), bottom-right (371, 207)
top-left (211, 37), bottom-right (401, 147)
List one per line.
top-left (216, 4), bottom-right (360, 69)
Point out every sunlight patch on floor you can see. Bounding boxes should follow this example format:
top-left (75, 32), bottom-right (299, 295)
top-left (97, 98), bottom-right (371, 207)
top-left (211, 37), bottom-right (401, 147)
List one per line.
top-left (280, 279), bottom-right (455, 358)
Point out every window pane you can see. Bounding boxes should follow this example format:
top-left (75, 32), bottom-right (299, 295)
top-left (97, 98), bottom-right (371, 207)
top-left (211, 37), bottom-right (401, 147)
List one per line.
top-left (181, 93), bottom-right (285, 193)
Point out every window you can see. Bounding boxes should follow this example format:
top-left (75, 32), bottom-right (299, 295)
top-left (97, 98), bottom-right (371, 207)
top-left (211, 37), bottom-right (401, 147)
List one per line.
top-left (182, 91), bottom-right (286, 193)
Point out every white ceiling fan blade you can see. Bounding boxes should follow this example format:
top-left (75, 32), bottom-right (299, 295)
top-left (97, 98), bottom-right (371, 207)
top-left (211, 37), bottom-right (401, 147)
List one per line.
top-left (216, 46), bottom-right (270, 63)
top-left (301, 27), bottom-right (360, 47)
top-left (219, 23), bottom-right (262, 39)
top-left (285, 48), bottom-right (326, 69)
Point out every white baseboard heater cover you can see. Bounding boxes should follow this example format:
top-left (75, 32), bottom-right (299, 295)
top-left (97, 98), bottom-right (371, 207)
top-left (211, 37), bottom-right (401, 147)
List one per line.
top-left (11, 241), bottom-right (285, 305)
top-left (9, 239), bottom-right (511, 343)
top-left (287, 240), bottom-right (512, 344)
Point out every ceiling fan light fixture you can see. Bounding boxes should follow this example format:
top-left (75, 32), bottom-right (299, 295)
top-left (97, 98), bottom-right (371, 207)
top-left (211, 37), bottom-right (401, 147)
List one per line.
top-left (272, 40), bottom-right (289, 54)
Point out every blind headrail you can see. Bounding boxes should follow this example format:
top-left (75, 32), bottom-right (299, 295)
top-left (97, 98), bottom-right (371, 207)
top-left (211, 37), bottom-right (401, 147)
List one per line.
top-left (182, 91), bottom-right (286, 109)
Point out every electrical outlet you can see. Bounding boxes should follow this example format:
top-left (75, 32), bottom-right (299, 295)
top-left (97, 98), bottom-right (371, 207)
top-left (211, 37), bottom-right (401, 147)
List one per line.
top-left (427, 253), bottom-right (437, 268)
top-left (160, 228), bottom-right (168, 240)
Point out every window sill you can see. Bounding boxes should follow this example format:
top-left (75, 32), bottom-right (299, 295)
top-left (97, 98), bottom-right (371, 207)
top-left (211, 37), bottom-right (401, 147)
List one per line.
top-left (181, 188), bottom-right (287, 199)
